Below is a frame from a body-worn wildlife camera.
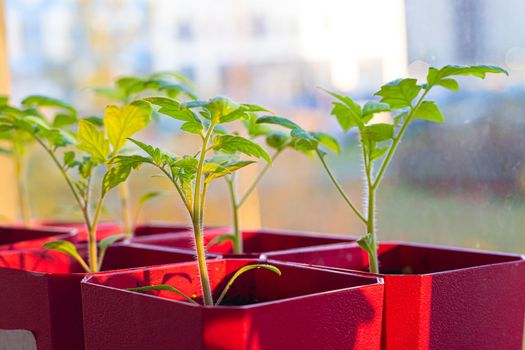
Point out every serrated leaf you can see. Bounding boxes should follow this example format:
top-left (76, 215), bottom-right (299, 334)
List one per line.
top-left (205, 160), bottom-right (255, 183)
top-left (323, 89), bottom-right (362, 132)
top-left (144, 97), bottom-right (180, 109)
top-left (102, 156), bottom-right (146, 196)
top-left (77, 120), bottom-right (109, 163)
top-left (63, 151), bottom-right (75, 167)
top-left (256, 115), bottom-right (301, 129)
top-left (104, 101), bottom-right (152, 154)
top-left (43, 240), bottom-right (90, 272)
top-left (362, 123), bottom-right (394, 142)
top-left (414, 101), bottom-right (443, 123)
top-left (374, 79), bottom-right (422, 109)
top-left (290, 128), bottom-right (318, 152)
top-left (53, 113), bottom-right (78, 128)
top-left (434, 78), bottom-right (459, 92)
top-left (266, 130), bottom-right (290, 150)
top-left (241, 104), bottom-right (273, 113)
top-left (21, 95), bottom-right (76, 114)
top-left (203, 96), bottom-right (244, 123)
top-left (213, 135), bottom-right (271, 163)
top-left (427, 65), bottom-right (508, 87)
top-left (370, 146), bottom-right (388, 160)
top-left (362, 102), bottom-right (390, 117)
top-left (83, 116), bottom-right (104, 127)
top-left (310, 132), bottom-right (340, 154)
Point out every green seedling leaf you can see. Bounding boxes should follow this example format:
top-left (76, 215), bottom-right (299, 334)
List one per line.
top-left (205, 160), bottom-right (255, 183)
top-left (21, 95), bottom-right (76, 114)
top-left (241, 104), bottom-right (273, 113)
top-left (213, 135), bottom-right (272, 163)
top-left (53, 113), bottom-right (78, 128)
top-left (206, 233), bottom-right (235, 249)
top-left (0, 146), bottom-right (12, 155)
top-left (266, 130), bottom-right (290, 150)
top-left (144, 97), bottom-right (180, 109)
top-left (322, 89), bottom-right (362, 132)
top-left (102, 155), bottom-right (148, 196)
top-left (362, 123), bottom-right (394, 142)
top-left (104, 101), bottom-right (152, 154)
top-left (310, 132), bottom-right (340, 154)
top-left (77, 119), bottom-right (110, 163)
top-left (413, 101), bottom-right (443, 123)
top-left (215, 264), bottom-right (281, 305)
top-left (97, 233), bottom-right (125, 268)
top-left (256, 115), bottom-right (301, 129)
top-left (83, 116), bottom-right (104, 127)
top-left (203, 96), bottom-right (242, 123)
top-left (362, 102), bottom-right (390, 117)
top-left (374, 78), bottom-right (421, 109)
top-left (357, 234), bottom-right (375, 263)
top-left (63, 151), bottom-right (75, 167)
top-left (370, 146), bottom-right (388, 160)
top-left (137, 191), bottom-right (164, 207)
top-left (128, 285), bottom-right (199, 305)
top-left (290, 128), bottom-right (318, 152)
top-left (43, 240), bottom-right (91, 272)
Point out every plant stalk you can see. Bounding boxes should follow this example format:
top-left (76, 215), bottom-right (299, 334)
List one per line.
top-left (226, 176), bottom-right (242, 254)
top-left (192, 122), bottom-right (215, 306)
top-left (13, 148), bottom-right (31, 225)
top-left (88, 196), bottom-right (105, 272)
top-left (119, 182), bottom-right (133, 239)
top-left (316, 149), bottom-right (367, 224)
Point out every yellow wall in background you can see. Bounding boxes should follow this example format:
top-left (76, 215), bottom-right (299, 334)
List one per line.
top-left (0, 0), bottom-right (16, 222)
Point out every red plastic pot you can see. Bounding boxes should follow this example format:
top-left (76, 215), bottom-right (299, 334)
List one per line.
top-left (133, 227), bottom-right (355, 258)
top-left (38, 221), bottom-right (123, 242)
top-left (0, 225), bottom-right (76, 251)
top-left (82, 258), bottom-right (384, 350)
top-left (134, 222), bottom-right (193, 236)
top-left (0, 244), bottom-right (198, 350)
top-left (266, 242), bottom-right (525, 350)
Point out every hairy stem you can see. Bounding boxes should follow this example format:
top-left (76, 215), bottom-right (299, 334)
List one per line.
top-left (237, 149), bottom-right (282, 208)
top-left (88, 195), bottom-right (105, 272)
top-left (33, 136), bottom-right (92, 233)
top-left (119, 182), bottom-right (133, 239)
top-left (192, 122), bottom-right (215, 306)
top-left (13, 146), bottom-right (31, 225)
top-left (316, 149), bottom-right (367, 224)
top-left (363, 141), bottom-right (378, 273)
top-left (226, 175), bottom-right (242, 254)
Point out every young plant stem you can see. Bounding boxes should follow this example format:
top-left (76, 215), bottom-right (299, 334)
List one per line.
top-left (119, 182), bottom-right (133, 239)
top-left (13, 147), bottom-right (31, 225)
top-left (88, 196), bottom-right (105, 272)
top-left (227, 150), bottom-right (282, 254)
top-left (191, 124), bottom-right (216, 306)
top-left (33, 136), bottom-right (92, 233)
top-left (315, 149), bottom-right (367, 224)
top-left (226, 175), bottom-right (242, 254)
top-left (363, 142), bottom-right (378, 273)
top-left (373, 89), bottom-right (429, 190)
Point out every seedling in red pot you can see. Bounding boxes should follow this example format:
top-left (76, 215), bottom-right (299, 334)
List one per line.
top-left (115, 96), bottom-right (281, 305)
top-left (0, 95), bottom-right (78, 225)
top-left (94, 72), bottom-right (196, 239)
top-left (1, 98), bottom-right (153, 272)
top-left (257, 64), bottom-right (507, 273)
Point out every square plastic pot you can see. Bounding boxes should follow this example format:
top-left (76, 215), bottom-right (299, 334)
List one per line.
top-left (0, 244), bottom-right (199, 350)
top-left (38, 221), bottom-right (123, 242)
top-left (0, 225), bottom-right (76, 251)
top-left (133, 227), bottom-right (355, 258)
top-left (266, 242), bottom-right (525, 350)
top-left (82, 258), bottom-right (384, 350)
